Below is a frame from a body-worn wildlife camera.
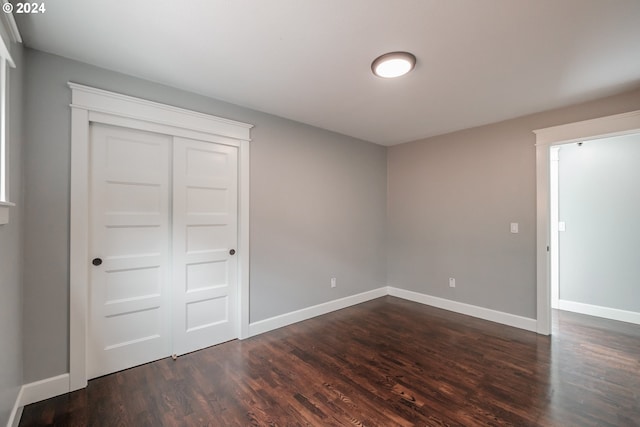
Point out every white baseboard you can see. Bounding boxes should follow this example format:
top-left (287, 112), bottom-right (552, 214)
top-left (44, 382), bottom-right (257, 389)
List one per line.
top-left (248, 286), bottom-right (538, 337)
top-left (558, 299), bottom-right (640, 325)
top-left (19, 374), bottom-right (70, 407)
top-left (248, 287), bottom-right (388, 336)
top-left (6, 374), bottom-right (69, 427)
top-left (7, 387), bottom-right (24, 427)
top-left (388, 287), bottom-right (538, 332)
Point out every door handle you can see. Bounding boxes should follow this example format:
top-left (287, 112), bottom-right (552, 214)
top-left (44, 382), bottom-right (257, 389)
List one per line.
top-left (229, 249), bottom-right (236, 255)
top-left (92, 258), bottom-right (103, 266)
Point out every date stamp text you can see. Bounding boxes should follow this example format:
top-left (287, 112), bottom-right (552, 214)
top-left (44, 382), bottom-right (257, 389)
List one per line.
top-left (3, 2), bottom-right (46, 14)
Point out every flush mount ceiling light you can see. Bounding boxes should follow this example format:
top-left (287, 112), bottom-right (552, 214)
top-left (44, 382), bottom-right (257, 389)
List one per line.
top-left (371, 51), bottom-right (416, 78)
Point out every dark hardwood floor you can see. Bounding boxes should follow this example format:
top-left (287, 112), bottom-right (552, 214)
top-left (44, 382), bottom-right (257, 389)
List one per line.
top-left (20, 296), bottom-right (640, 426)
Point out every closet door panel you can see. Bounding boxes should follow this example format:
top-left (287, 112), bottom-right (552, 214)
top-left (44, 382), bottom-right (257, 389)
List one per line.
top-left (88, 124), bottom-right (171, 379)
top-left (172, 137), bottom-right (238, 356)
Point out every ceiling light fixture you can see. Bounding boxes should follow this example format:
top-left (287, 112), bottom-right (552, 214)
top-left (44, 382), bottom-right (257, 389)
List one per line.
top-left (371, 51), bottom-right (416, 78)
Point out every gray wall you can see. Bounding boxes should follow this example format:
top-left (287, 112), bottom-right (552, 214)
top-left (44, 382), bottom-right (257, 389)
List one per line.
top-left (387, 87), bottom-right (640, 319)
top-left (0, 42), bottom-right (24, 425)
top-left (22, 49), bottom-right (387, 382)
top-left (558, 133), bottom-right (640, 312)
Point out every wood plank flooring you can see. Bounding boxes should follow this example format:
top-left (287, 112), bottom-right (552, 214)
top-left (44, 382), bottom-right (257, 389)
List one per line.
top-left (19, 296), bottom-right (640, 426)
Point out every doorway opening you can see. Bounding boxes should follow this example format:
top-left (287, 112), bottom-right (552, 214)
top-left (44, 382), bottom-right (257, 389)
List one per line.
top-left (534, 109), bottom-right (640, 335)
top-left (549, 133), bottom-right (640, 326)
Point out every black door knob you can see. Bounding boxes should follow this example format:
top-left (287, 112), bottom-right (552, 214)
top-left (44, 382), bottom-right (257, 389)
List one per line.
top-left (92, 258), bottom-right (103, 266)
top-left (229, 249), bottom-right (236, 255)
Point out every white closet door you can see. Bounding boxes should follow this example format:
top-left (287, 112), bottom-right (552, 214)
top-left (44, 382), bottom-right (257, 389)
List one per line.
top-left (172, 137), bottom-right (238, 356)
top-left (88, 124), bottom-right (171, 379)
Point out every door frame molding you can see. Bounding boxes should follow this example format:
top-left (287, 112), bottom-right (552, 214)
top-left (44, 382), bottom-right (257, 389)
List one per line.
top-left (69, 83), bottom-right (253, 391)
top-left (533, 109), bottom-right (640, 335)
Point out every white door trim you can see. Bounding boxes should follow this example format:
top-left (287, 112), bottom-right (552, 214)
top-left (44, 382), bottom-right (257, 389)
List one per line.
top-left (533, 109), bottom-right (640, 335)
top-left (69, 83), bottom-right (253, 391)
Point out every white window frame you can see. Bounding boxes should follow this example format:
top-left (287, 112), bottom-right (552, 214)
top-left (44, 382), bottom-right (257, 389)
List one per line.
top-left (0, 7), bottom-right (20, 225)
top-left (0, 56), bottom-right (11, 202)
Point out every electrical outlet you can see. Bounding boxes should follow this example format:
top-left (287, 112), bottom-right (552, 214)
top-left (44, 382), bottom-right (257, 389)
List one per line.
top-left (331, 277), bottom-right (337, 288)
top-left (449, 277), bottom-right (456, 288)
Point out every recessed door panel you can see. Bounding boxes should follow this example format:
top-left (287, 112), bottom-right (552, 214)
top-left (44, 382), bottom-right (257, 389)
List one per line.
top-left (105, 226), bottom-right (163, 256)
top-left (186, 225), bottom-right (228, 253)
top-left (103, 307), bottom-right (162, 349)
top-left (186, 296), bottom-right (228, 331)
top-left (105, 266), bottom-right (161, 301)
top-left (105, 182), bottom-right (162, 213)
top-left (186, 187), bottom-right (228, 214)
top-left (186, 148), bottom-right (229, 178)
top-left (186, 261), bottom-right (228, 291)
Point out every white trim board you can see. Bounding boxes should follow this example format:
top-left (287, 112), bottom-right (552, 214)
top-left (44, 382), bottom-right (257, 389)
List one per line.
top-left (6, 374), bottom-right (70, 427)
top-left (7, 388), bottom-right (23, 427)
top-left (68, 83), bottom-right (252, 141)
top-left (388, 287), bottom-right (538, 332)
top-left (533, 110), bottom-right (640, 146)
top-left (250, 286), bottom-right (538, 337)
top-left (248, 287), bottom-right (388, 336)
top-left (558, 300), bottom-right (640, 326)
top-left (19, 374), bottom-right (70, 407)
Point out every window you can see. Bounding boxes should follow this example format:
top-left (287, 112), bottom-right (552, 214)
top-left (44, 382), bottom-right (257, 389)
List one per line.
top-left (0, 56), bottom-right (8, 202)
top-left (0, 13), bottom-right (18, 225)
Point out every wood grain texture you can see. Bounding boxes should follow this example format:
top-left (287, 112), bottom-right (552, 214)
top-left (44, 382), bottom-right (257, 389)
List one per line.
top-left (19, 297), bottom-right (640, 426)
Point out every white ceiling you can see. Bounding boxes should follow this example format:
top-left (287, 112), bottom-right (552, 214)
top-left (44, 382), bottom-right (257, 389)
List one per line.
top-left (15, 0), bottom-right (640, 146)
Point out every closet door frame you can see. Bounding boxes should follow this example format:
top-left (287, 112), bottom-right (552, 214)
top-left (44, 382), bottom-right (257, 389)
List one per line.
top-left (69, 82), bottom-right (253, 391)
